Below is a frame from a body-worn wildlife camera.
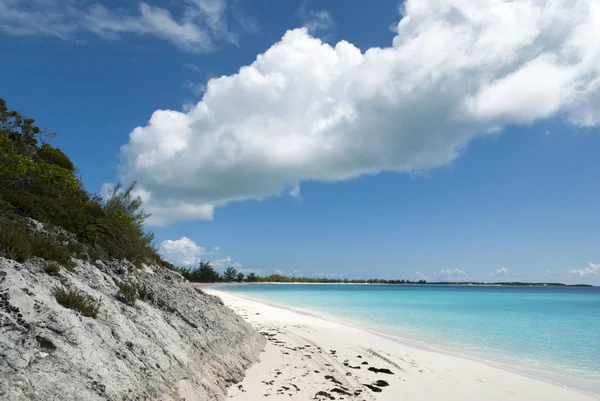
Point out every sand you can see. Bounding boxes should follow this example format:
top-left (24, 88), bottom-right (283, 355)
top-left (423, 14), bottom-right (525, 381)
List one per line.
top-left (204, 288), bottom-right (599, 401)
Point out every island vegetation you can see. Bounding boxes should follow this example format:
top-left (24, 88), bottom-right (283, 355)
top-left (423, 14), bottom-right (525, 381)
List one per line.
top-left (178, 260), bottom-right (592, 287)
top-left (0, 98), bottom-right (174, 271)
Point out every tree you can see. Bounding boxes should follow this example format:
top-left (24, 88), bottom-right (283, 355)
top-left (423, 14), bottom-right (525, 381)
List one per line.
top-left (102, 181), bottom-right (150, 230)
top-left (198, 260), bottom-right (221, 282)
top-left (246, 272), bottom-right (257, 282)
top-left (236, 272), bottom-right (244, 282)
top-left (223, 266), bottom-right (238, 282)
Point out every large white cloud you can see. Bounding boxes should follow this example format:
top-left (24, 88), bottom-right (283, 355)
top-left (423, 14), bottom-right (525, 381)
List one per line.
top-left (119, 0), bottom-right (600, 225)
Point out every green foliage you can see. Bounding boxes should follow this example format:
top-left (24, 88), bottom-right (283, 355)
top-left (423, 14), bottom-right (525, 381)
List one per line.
top-left (53, 286), bottom-right (100, 318)
top-left (0, 98), bottom-right (167, 268)
top-left (30, 234), bottom-right (73, 267)
top-left (103, 182), bottom-right (151, 231)
top-left (87, 246), bottom-right (108, 261)
top-left (46, 262), bottom-right (61, 276)
top-left (36, 144), bottom-right (75, 172)
top-left (245, 272), bottom-right (258, 282)
top-left (179, 260), bottom-right (222, 283)
top-left (236, 272), bottom-right (245, 282)
top-left (0, 217), bottom-right (33, 262)
top-left (116, 281), bottom-right (139, 306)
top-left (223, 266), bottom-right (238, 282)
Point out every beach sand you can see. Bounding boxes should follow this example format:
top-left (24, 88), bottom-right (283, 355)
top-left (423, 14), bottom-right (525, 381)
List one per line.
top-left (205, 288), bottom-right (599, 401)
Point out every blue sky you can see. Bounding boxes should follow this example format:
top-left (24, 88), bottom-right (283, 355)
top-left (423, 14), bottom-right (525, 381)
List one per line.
top-left (1, 0), bottom-right (599, 283)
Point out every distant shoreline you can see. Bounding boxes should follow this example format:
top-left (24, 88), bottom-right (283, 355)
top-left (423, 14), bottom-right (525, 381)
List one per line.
top-left (200, 281), bottom-right (595, 288)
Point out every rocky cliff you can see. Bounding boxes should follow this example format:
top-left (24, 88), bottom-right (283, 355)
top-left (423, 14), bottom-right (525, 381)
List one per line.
top-left (0, 256), bottom-right (265, 401)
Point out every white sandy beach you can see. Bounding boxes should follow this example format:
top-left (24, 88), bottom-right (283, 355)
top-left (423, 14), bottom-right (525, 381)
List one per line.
top-left (205, 288), bottom-right (599, 401)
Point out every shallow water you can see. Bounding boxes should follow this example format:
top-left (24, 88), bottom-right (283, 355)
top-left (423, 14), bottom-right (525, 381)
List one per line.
top-left (223, 284), bottom-right (600, 389)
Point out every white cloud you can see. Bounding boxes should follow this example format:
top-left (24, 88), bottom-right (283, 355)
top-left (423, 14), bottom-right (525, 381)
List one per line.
top-left (0, 0), bottom-right (239, 52)
top-left (412, 271), bottom-right (429, 281)
top-left (545, 270), bottom-right (560, 277)
top-left (118, 0), bottom-right (600, 225)
top-left (158, 237), bottom-right (218, 266)
top-left (490, 267), bottom-right (509, 277)
top-left (433, 269), bottom-right (468, 281)
top-left (210, 255), bottom-right (242, 270)
top-left (304, 11), bottom-right (334, 33)
top-left (297, 0), bottom-right (334, 33)
top-left (569, 262), bottom-right (600, 277)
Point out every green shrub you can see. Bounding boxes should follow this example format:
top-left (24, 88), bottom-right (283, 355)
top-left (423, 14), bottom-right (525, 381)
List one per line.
top-left (1, 98), bottom-right (170, 269)
top-left (0, 217), bottom-right (33, 262)
top-left (66, 240), bottom-right (84, 255)
top-left (116, 282), bottom-right (138, 306)
top-left (46, 261), bottom-right (61, 276)
top-left (36, 144), bottom-right (75, 172)
top-left (30, 234), bottom-right (72, 266)
top-left (53, 286), bottom-right (100, 318)
top-left (88, 246), bottom-right (108, 262)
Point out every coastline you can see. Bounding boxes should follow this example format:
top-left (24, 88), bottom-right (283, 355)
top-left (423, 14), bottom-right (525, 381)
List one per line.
top-left (205, 287), bottom-right (600, 401)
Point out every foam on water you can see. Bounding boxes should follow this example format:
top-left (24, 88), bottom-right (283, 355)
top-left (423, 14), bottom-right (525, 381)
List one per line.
top-left (223, 284), bottom-right (600, 391)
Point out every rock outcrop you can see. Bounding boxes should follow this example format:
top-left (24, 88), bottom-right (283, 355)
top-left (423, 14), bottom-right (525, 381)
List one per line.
top-left (0, 256), bottom-right (265, 401)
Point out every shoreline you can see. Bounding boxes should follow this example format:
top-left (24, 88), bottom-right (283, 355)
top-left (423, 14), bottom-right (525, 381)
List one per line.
top-left (221, 289), bottom-right (598, 392)
top-left (205, 287), bottom-right (600, 401)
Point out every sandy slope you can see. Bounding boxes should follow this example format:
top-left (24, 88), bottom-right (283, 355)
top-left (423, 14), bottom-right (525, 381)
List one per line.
top-left (205, 288), bottom-right (599, 401)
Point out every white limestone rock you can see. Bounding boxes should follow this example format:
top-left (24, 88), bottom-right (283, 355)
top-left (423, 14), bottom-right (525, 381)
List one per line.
top-left (0, 257), bottom-right (265, 401)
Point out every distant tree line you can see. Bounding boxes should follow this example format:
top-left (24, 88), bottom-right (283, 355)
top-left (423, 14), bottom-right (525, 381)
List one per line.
top-left (177, 261), bottom-right (429, 284)
top-left (177, 261), bottom-right (592, 287)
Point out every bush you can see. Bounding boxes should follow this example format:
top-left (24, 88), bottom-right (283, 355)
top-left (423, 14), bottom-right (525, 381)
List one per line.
top-left (88, 246), bottom-right (108, 262)
top-left (116, 282), bottom-right (138, 306)
top-left (46, 261), bottom-right (61, 276)
top-left (36, 144), bottom-right (75, 172)
top-left (53, 286), bottom-right (100, 318)
top-left (0, 217), bottom-right (32, 262)
top-left (30, 234), bottom-right (73, 266)
top-left (0, 98), bottom-right (170, 269)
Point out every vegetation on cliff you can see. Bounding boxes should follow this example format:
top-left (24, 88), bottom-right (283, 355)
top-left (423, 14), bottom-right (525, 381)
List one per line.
top-left (0, 98), bottom-right (172, 269)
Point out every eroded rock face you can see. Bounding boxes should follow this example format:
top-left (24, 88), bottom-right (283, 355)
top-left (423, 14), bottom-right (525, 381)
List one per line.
top-left (0, 257), bottom-right (265, 401)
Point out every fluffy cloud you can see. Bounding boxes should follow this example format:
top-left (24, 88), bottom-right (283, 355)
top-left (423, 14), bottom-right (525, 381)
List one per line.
top-left (569, 262), bottom-right (600, 277)
top-left (0, 0), bottom-right (241, 51)
top-left (119, 0), bottom-right (600, 225)
top-left (433, 269), bottom-right (468, 281)
top-left (490, 267), bottom-right (509, 277)
top-left (158, 237), bottom-right (218, 266)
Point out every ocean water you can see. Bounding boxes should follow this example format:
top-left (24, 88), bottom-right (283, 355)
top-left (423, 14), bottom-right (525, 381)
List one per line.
top-left (223, 284), bottom-right (600, 390)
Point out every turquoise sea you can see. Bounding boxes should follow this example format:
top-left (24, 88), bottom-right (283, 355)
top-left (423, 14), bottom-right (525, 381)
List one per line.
top-left (223, 284), bottom-right (600, 391)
